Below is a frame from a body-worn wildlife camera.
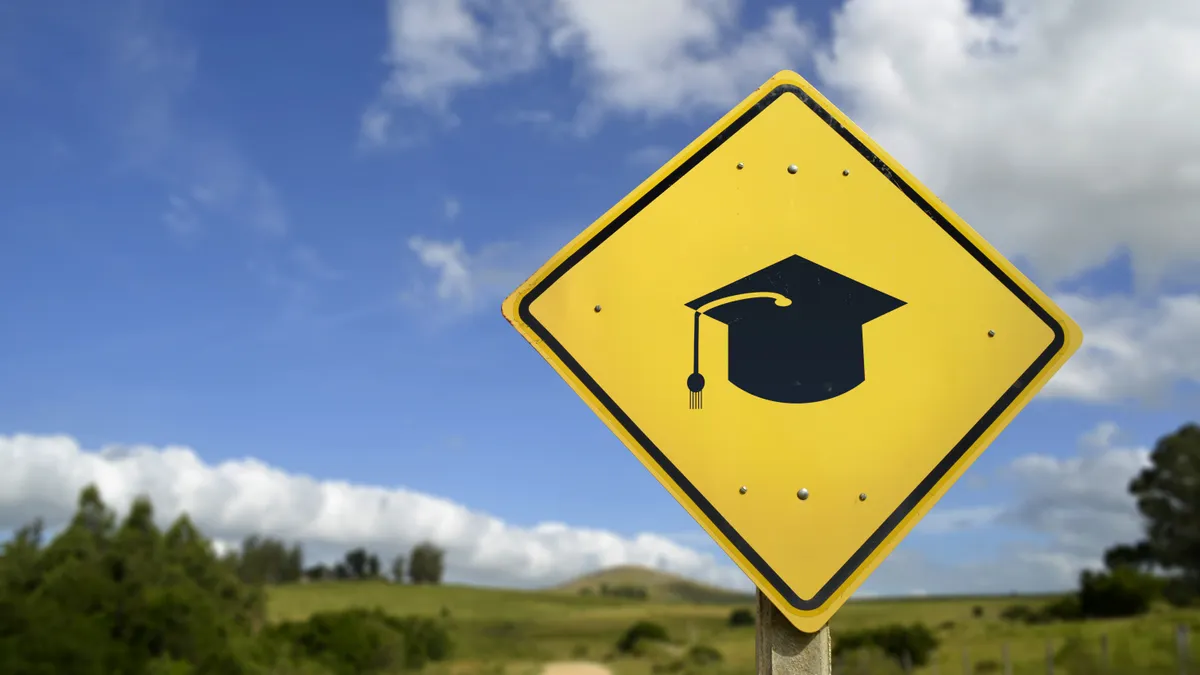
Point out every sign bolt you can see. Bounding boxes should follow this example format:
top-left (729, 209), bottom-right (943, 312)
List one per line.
top-left (739, 486), bottom-right (748, 494)
top-left (859, 492), bottom-right (867, 501)
top-left (797, 488), bottom-right (810, 500)
top-left (594, 305), bottom-right (602, 313)
top-left (988, 330), bottom-right (995, 337)
top-left (787, 164), bottom-right (799, 174)
top-left (843, 169), bottom-right (850, 176)
top-left (737, 162), bottom-right (745, 170)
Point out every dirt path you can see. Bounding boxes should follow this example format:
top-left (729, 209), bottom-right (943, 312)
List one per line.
top-left (539, 661), bottom-right (613, 675)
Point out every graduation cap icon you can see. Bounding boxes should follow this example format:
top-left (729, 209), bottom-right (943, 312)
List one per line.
top-left (685, 255), bottom-right (905, 409)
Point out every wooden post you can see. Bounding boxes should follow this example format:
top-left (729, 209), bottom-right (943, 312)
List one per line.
top-left (756, 590), bottom-right (832, 675)
top-left (1002, 642), bottom-right (1011, 675)
top-left (1045, 639), bottom-right (1054, 675)
top-left (1099, 633), bottom-right (1109, 672)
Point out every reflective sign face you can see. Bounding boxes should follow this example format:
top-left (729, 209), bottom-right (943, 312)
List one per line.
top-left (502, 70), bottom-right (1082, 632)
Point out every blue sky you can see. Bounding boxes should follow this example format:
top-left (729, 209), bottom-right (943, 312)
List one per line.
top-left (1, 0), bottom-right (1198, 594)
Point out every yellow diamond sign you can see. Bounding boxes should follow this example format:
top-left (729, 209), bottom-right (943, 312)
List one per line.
top-left (501, 70), bottom-right (1083, 631)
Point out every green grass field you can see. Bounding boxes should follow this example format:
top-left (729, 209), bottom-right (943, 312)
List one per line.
top-left (267, 567), bottom-right (1200, 675)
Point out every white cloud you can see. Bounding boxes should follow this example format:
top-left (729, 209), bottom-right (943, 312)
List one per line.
top-left (814, 0), bottom-right (1200, 289)
top-left (404, 230), bottom-right (568, 318)
top-left (866, 421), bottom-right (1151, 594)
top-left (0, 422), bottom-right (1159, 596)
top-left (998, 422), bottom-right (1151, 562)
top-left (443, 197), bottom-right (462, 221)
top-left (0, 433), bottom-right (750, 590)
top-left (1046, 293), bottom-right (1200, 403)
top-left (408, 237), bottom-right (475, 306)
top-left (360, 0), bottom-right (814, 145)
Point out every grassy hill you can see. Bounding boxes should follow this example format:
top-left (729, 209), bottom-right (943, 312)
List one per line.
top-left (552, 565), bottom-right (755, 605)
top-left (266, 574), bottom-right (1200, 675)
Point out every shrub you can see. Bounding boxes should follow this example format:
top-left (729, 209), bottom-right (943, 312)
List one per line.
top-left (1078, 568), bottom-right (1159, 618)
top-left (1040, 595), bottom-right (1083, 622)
top-left (1163, 577), bottom-right (1199, 608)
top-left (615, 621), bottom-right (670, 655)
top-left (971, 605), bottom-right (984, 618)
top-left (686, 644), bottom-right (723, 666)
top-left (833, 623), bottom-right (939, 667)
top-left (262, 608), bottom-right (452, 675)
top-left (728, 607), bottom-right (755, 627)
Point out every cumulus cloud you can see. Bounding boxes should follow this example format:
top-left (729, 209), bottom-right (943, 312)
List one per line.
top-left (998, 422), bottom-right (1151, 564)
top-left (865, 422), bottom-right (1152, 594)
top-left (1046, 293), bottom-right (1200, 403)
top-left (0, 433), bottom-right (751, 590)
top-left (0, 423), bottom-right (1155, 596)
top-left (814, 0), bottom-right (1200, 289)
top-left (360, 0), bottom-right (813, 146)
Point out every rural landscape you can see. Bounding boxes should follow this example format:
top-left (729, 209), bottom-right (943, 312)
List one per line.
top-left (5, 0), bottom-right (1200, 674)
top-left (2, 424), bottom-right (1197, 674)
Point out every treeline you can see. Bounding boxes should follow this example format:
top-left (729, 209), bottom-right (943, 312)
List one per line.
top-left (225, 534), bottom-right (446, 586)
top-left (0, 485), bottom-right (453, 674)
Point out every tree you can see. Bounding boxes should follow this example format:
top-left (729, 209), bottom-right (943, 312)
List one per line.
top-left (1103, 541), bottom-right (1155, 572)
top-left (344, 547), bottom-right (369, 579)
top-left (367, 553), bottom-right (381, 579)
top-left (391, 555), bottom-right (406, 583)
top-left (237, 535), bottom-right (304, 584)
top-left (1112, 423), bottom-right (1200, 592)
top-left (408, 543), bottom-right (445, 585)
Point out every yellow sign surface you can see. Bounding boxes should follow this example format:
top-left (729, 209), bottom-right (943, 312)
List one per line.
top-left (501, 70), bottom-right (1082, 631)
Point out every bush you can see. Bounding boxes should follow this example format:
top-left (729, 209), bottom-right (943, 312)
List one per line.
top-left (728, 607), bottom-right (755, 627)
top-left (615, 621), bottom-right (670, 655)
top-left (1040, 595), bottom-right (1083, 622)
top-left (262, 608), bottom-right (452, 675)
top-left (1163, 577), bottom-right (1200, 608)
top-left (1078, 568), bottom-right (1159, 618)
top-left (971, 605), bottom-right (984, 618)
top-left (686, 644), bottom-right (722, 666)
top-left (833, 623), bottom-right (939, 667)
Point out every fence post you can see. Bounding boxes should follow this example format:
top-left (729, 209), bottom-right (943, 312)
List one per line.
top-left (1045, 638), bottom-right (1054, 675)
top-left (1179, 624), bottom-right (1190, 675)
top-left (962, 647), bottom-right (970, 675)
top-left (1003, 642), bottom-right (1011, 675)
top-left (1100, 633), bottom-right (1109, 672)
top-left (902, 651), bottom-right (912, 674)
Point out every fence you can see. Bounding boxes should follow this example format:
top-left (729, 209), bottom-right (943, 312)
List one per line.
top-left (833, 623), bottom-right (1195, 675)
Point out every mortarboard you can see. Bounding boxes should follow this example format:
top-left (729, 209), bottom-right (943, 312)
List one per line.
top-left (685, 254), bottom-right (906, 409)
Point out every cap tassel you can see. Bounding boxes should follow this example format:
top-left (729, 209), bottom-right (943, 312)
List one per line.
top-left (688, 311), bottom-right (705, 410)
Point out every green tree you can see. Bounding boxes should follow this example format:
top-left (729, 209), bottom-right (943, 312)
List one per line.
top-left (408, 543), bottom-right (445, 585)
top-left (343, 548), bottom-right (369, 579)
top-left (1106, 423), bottom-right (1200, 599)
top-left (390, 555), bottom-right (406, 583)
top-left (237, 535), bottom-right (304, 584)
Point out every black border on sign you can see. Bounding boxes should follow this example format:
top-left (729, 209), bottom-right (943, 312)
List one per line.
top-left (516, 84), bottom-right (1068, 610)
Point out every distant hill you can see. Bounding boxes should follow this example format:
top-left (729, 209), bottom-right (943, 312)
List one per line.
top-left (554, 565), bottom-right (755, 605)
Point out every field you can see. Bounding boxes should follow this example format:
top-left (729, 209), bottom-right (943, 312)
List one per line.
top-left (268, 567), bottom-right (1200, 675)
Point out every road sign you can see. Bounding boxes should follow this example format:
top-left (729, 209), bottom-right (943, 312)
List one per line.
top-left (501, 69), bottom-right (1082, 632)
